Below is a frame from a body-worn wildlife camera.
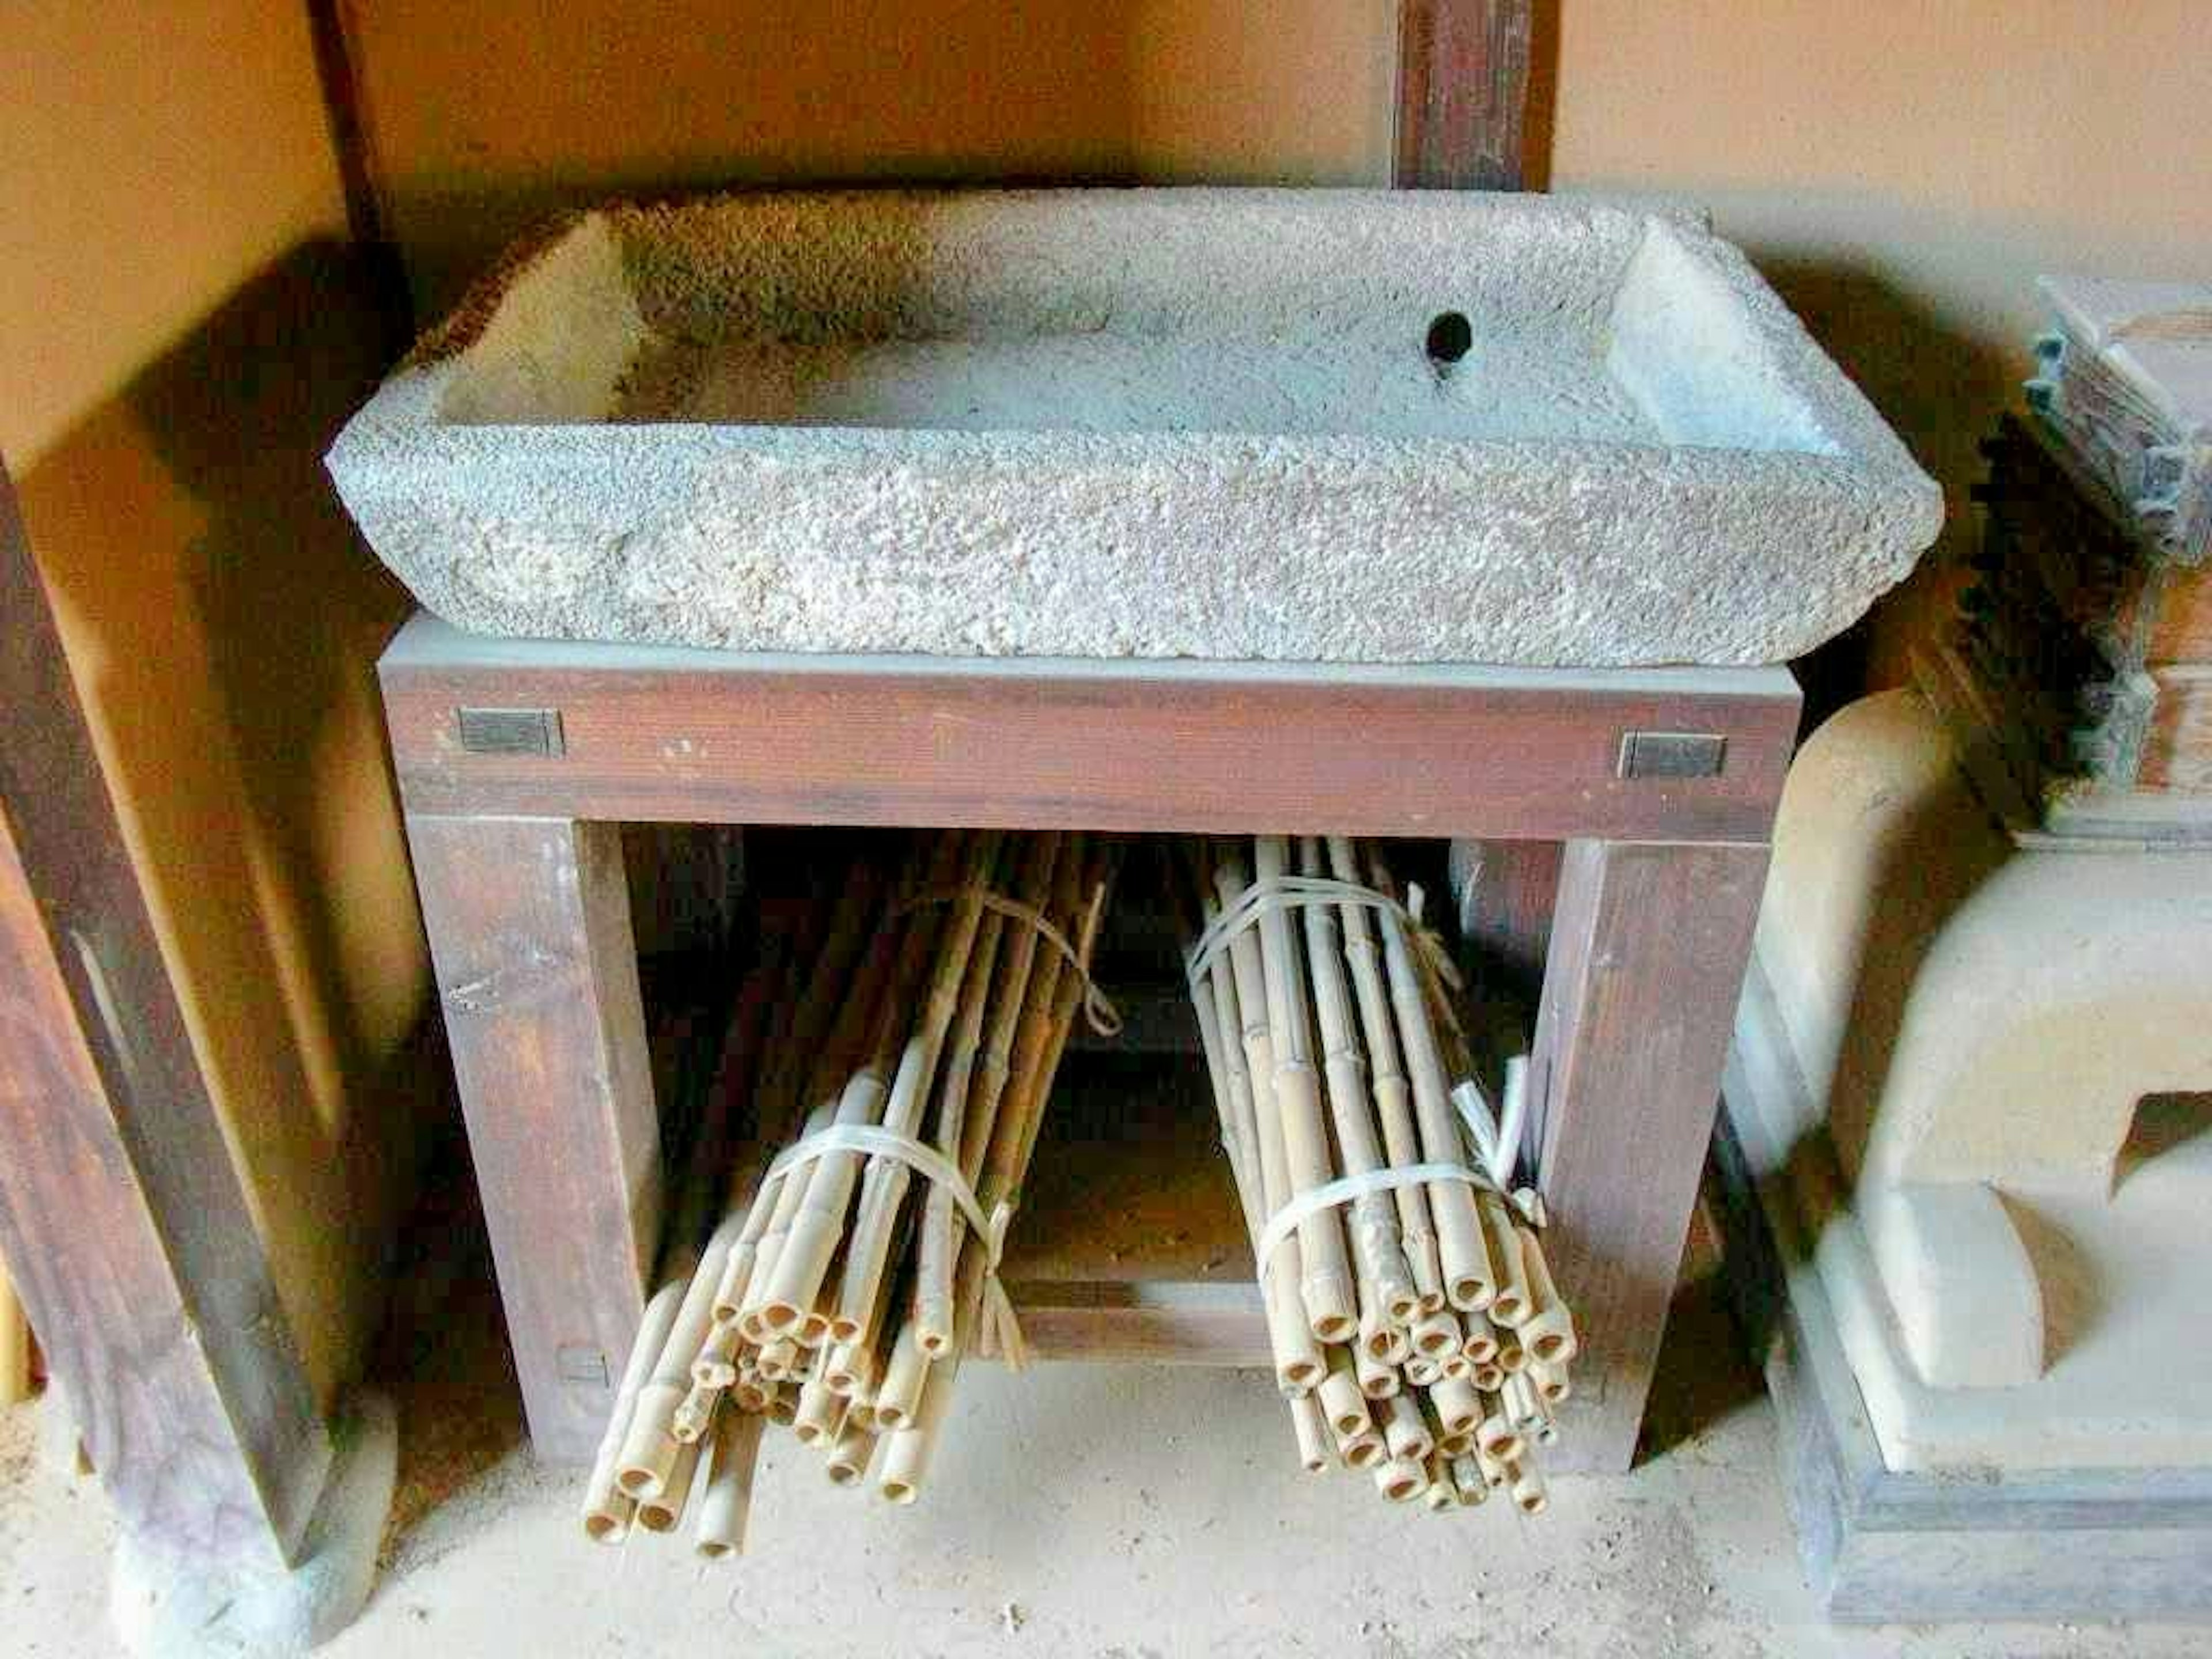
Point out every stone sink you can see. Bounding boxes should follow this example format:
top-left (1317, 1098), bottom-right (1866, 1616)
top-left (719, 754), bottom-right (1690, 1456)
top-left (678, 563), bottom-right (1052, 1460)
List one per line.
top-left (327, 188), bottom-right (1942, 665)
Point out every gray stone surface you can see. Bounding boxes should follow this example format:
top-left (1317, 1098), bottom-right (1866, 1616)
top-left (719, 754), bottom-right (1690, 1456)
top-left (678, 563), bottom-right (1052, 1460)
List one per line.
top-left (328, 188), bottom-right (1943, 666)
top-left (107, 1393), bottom-right (395, 1658)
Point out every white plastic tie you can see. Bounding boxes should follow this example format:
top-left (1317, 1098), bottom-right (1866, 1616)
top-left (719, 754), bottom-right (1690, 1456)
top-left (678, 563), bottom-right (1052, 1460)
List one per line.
top-left (899, 884), bottom-right (1122, 1037)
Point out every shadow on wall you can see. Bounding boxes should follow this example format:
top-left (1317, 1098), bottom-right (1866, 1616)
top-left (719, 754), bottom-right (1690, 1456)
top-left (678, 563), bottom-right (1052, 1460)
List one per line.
top-left (14, 237), bottom-right (438, 1409)
top-left (1759, 257), bottom-right (2018, 725)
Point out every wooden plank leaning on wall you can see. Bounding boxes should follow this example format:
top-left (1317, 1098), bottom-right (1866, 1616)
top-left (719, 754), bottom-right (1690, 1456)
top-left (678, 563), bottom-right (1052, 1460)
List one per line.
top-left (0, 458), bottom-right (332, 1567)
top-left (1397, 2), bottom-right (1565, 1002)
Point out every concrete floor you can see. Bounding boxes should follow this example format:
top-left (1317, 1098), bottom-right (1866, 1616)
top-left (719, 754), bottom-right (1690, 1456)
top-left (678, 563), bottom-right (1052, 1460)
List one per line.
top-left (3, 1230), bottom-right (2204, 1659)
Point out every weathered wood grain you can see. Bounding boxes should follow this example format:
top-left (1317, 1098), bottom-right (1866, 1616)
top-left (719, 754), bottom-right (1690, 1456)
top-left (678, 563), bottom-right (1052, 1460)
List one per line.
top-left (1531, 837), bottom-right (1771, 1472)
top-left (0, 463), bottom-right (328, 1564)
top-left (1448, 836), bottom-right (1562, 1012)
top-left (379, 619), bottom-right (1800, 844)
top-left (405, 814), bottom-right (661, 1463)
top-left (1396, 1), bottom-right (1537, 190)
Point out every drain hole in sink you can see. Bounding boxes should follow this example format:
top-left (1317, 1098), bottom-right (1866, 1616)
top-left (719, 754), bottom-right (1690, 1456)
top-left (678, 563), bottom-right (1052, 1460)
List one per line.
top-left (1425, 310), bottom-right (1474, 366)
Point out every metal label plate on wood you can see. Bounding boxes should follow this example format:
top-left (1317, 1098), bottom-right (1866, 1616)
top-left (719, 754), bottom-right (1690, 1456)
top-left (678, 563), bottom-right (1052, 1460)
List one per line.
top-left (457, 706), bottom-right (565, 757)
top-left (1618, 730), bottom-right (1728, 780)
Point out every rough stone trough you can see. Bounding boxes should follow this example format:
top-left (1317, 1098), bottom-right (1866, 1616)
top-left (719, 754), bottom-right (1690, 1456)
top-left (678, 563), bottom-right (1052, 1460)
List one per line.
top-left (328, 188), bottom-right (1942, 665)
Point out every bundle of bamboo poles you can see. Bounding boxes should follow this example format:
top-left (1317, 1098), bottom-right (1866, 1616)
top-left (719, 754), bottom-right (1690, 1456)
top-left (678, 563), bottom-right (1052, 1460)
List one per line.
top-left (584, 830), bottom-right (1115, 1555)
top-left (1182, 835), bottom-right (1577, 1514)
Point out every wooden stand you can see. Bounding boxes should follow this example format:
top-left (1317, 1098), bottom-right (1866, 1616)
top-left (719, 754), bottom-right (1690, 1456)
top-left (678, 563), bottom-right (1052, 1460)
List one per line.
top-left (382, 615), bottom-right (1797, 1471)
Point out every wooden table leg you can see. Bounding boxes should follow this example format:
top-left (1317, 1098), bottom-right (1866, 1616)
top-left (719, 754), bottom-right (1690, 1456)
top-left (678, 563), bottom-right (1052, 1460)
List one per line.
top-left (407, 814), bottom-right (661, 1463)
top-left (1531, 836), bottom-right (1769, 1472)
top-left (0, 464), bottom-right (329, 1568)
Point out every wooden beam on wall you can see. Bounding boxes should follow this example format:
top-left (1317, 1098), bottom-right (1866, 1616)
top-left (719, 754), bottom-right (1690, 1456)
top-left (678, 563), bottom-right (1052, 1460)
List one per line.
top-left (0, 459), bottom-right (331, 1567)
top-left (1395, 0), bottom-right (1549, 190)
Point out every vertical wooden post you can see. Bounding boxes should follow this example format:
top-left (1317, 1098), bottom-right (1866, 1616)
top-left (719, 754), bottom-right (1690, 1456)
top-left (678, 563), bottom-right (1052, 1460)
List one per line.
top-left (0, 462), bottom-right (329, 1566)
top-left (1531, 838), bottom-right (1769, 1472)
top-left (406, 813), bottom-right (661, 1463)
top-left (1395, 0), bottom-right (1539, 190)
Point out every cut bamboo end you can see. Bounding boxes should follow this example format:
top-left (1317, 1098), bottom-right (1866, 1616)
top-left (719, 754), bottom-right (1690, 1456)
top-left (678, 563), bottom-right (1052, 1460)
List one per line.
top-left (1411, 1309), bottom-right (1461, 1359)
top-left (1404, 1355), bottom-right (1442, 1388)
top-left (1442, 1352), bottom-right (1473, 1381)
top-left (1340, 1431), bottom-right (1386, 1470)
top-left (1506, 1457), bottom-right (1548, 1515)
top-left (793, 1377), bottom-right (847, 1448)
top-left (1496, 1332), bottom-right (1528, 1374)
top-left (1354, 1347), bottom-right (1400, 1400)
top-left (1382, 1394), bottom-right (1434, 1465)
top-left (583, 1494), bottom-right (635, 1546)
top-left (1299, 1264), bottom-right (1359, 1346)
top-left (1517, 1226), bottom-right (1580, 1363)
top-left (825, 1418), bottom-right (878, 1487)
top-left (1474, 1413), bottom-right (1524, 1466)
top-left (1529, 1357), bottom-right (1573, 1405)
top-left (1422, 1453), bottom-right (1455, 1513)
top-left (1435, 1429), bottom-right (1475, 1460)
top-left (1372, 1456), bottom-right (1427, 1504)
top-left (1461, 1312), bottom-right (1500, 1366)
top-left (1317, 1368), bottom-right (1372, 1442)
top-left (694, 1410), bottom-right (763, 1560)
top-left (1427, 1375), bottom-right (1483, 1438)
top-left (636, 1438), bottom-right (702, 1533)
top-left (873, 1322), bottom-right (930, 1433)
top-left (615, 1384), bottom-right (687, 1500)
top-left (1471, 1361), bottom-right (1506, 1392)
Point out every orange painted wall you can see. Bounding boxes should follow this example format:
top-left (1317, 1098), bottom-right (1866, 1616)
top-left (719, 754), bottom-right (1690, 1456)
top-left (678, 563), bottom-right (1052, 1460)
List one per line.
top-left (1, 1), bottom-right (429, 1406)
top-left (347, 0), bottom-right (1395, 311)
top-left (1548, 1), bottom-right (2212, 680)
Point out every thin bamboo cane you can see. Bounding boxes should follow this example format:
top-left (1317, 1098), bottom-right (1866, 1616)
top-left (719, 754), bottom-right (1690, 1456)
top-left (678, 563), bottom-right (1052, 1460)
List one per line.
top-left (1209, 847), bottom-right (1319, 1351)
top-left (1460, 1310), bottom-right (1500, 1365)
top-left (1474, 1411), bottom-right (1523, 1465)
top-left (583, 1278), bottom-right (684, 1540)
top-left (793, 1376), bottom-right (847, 1447)
top-left (694, 1408), bottom-right (763, 1560)
top-left (619, 1209), bottom-right (745, 1480)
top-left (728, 870), bottom-right (909, 1329)
top-left (1427, 1374), bottom-right (1483, 1438)
top-left (921, 836), bottom-right (1069, 1361)
top-left (1505, 1456), bottom-right (1548, 1515)
top-left (1373, 1456), bottom-right (1427, 1503)
top-left (1528, 1357), bottom-right (1573, 1405)
top-left (636, 1437), bottom-right (702, 1534)
top-left (1422, 1453), bottom-right (1455, 1512)
top-left (873, 1321), bottom-right (931, 1431)
top-left (0, 1267), bottom-right (26, 1409)
top-left (1297, 836), bottom-right (1421, 1327)
top-left (1324, 836), bottom-right (1443, 1312)
top-left (1190, 847), bottom-right (1321, 1395)
top-left (910, 881), bottom-right (1009, 1351)
top-left (1354, 1347), bottom-right (1399, 1400)
top-left (1249, 837), bottom-right (1357, 1342)
top-left (1363, 847), bottom-right (1495, 1313)
top-left (1476, 1190), bottom-right (1532, 1328)
top-left (876, 1251), bottom-right (986, 1505)
top-left (824, 1416), bottom-right (877, 1487)
top-left (1317, 1349), bottom-right (1372, 1440)
top-left (1516, 1225), bottom-right (1579, 1363)
top-left (672, 1379), bottom-right (722, 1444)
top-left (1411, 1308), bottom-right (1463, 1359)
top-left (757, 840), bottom-right (956, 1333)
top-left (836, 834), bottom-right (1001, 1342)
top-left (1382, 1393), bottom-right (1434, 1464)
